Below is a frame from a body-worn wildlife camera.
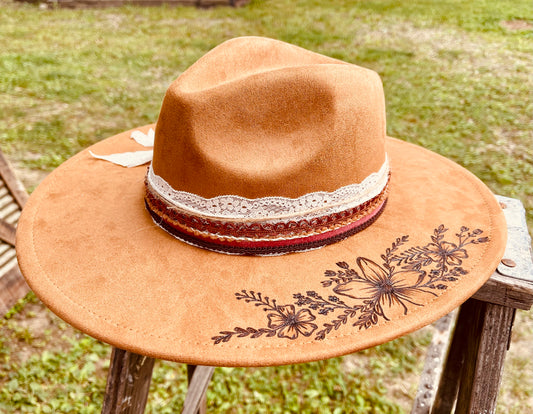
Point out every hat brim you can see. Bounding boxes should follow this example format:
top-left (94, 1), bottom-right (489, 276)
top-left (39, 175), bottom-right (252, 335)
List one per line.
top-left (16, 125), bottom-right (506, 367)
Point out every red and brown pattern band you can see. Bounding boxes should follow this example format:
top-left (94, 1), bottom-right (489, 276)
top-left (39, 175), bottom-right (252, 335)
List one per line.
top-left (144, 177), bottom-right (389, 255)
top-left (145, 198), bottom-right (387, 255)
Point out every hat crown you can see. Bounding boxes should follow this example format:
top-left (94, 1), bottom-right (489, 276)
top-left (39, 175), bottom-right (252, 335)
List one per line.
top-left (152, 37), bottom-right (387, 199)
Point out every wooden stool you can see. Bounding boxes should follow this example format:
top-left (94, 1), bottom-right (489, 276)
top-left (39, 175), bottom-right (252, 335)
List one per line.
top-left (100, 195), bottom-right (533, 414)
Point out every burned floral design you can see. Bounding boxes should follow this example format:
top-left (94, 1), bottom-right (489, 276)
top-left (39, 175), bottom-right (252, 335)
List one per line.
top-left (424, 241), bottom-right (467, 266)
top-left (212, 292), bottom-right (317, 344)
top-left (267, 305), bottom-right (318, 339)
top-left (212, 225), bottom-right (488, 344)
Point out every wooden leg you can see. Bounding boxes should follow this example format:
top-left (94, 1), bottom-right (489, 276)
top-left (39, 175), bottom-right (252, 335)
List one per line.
top-left (102, 347), bottom-right (155, 414)
top-left (431, 300), bottom-right (475, 413)
top-left (455, 300), bottom-right (515, 414)
top-left (182, 365), bottom-right (215, 414)
top-left (431, 298), bottom-right (515, 414)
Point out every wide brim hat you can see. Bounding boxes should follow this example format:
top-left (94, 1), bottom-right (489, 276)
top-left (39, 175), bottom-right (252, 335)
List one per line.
top-left (16, 37), bottom-right (506, 367)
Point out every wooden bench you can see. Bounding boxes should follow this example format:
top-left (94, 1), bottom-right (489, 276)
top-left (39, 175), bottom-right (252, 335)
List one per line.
top-left (100, 195), bottom-right (533, 414)
top-left (0, 151), bottom-right (30, 315)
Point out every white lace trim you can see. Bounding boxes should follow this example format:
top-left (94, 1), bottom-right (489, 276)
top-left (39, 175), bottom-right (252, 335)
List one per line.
top-left (147, 156), bottom-right (389, 221)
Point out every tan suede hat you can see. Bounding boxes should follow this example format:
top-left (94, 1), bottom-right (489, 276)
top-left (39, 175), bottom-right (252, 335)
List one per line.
top-left (16, 37), bottom-right (506, 367)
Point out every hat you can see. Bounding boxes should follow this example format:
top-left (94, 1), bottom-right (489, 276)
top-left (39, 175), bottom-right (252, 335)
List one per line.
top-left (16, 37), bottom-right (506, 367)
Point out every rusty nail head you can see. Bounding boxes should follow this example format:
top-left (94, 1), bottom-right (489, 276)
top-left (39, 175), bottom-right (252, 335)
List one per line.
top-left (501, 258), bottom-right (516, 268)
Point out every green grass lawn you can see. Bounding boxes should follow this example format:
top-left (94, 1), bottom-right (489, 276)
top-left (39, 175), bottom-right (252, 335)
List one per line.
top-left (1, 0), bottom-right (532, 412)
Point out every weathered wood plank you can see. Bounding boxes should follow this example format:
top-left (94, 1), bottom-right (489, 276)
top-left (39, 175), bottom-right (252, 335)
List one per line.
top-left (2, 209), bottom-right (20, 226)
top-left (472, 271), bottom-right (533, 310)
top-left (494, 196), bottom-right (533, 283)
top-left (471, 196), bottom-right (533, 310)
top-left (0, 264), bottom-right (30, 316)
top-left (0, 246), bottom-right (16, 273)
top-left (428, 299), bottom-right (516, 414)
top-left (430, 301), bottom-right (476, 414)
top-left (456, 302), bottom-right (515, 414)
top-left (0, 151), bottom-right (28, 209)
top-left (453, 299), bottom-right (485, 414)
top-left (102, 348), bottom-right (155, 414)
top-left (0, 219), bottom-right (16, 246)
top-left (183, 365), bottom-right (215, 414)
top-left (0, 189), bottom-right (14, 210)
top-left (0, 244), bottom-right (9, 256)
top-left (0, 202), bottom-right (19, 223)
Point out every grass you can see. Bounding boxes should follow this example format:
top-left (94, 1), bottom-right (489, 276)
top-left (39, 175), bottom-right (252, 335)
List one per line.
top-left (1, 0), bottom-right (531, 223)
top-left (0, 0), bottom-right (532, 412)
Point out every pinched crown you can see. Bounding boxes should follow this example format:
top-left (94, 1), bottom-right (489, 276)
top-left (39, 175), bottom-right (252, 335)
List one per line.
top-left (151, 36), bottom-right (387, 200)
top-left (146, 37), bottom-right (389, 255)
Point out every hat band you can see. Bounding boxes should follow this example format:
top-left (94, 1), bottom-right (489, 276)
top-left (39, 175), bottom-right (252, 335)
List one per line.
top-left (144, 161), bottom-right (390, 255)
top-left (145, 197), bottom-right (387, 255)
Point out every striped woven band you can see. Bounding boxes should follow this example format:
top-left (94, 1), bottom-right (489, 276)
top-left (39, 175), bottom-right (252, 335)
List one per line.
top-left (144, 158), bottom-right (390, 256)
